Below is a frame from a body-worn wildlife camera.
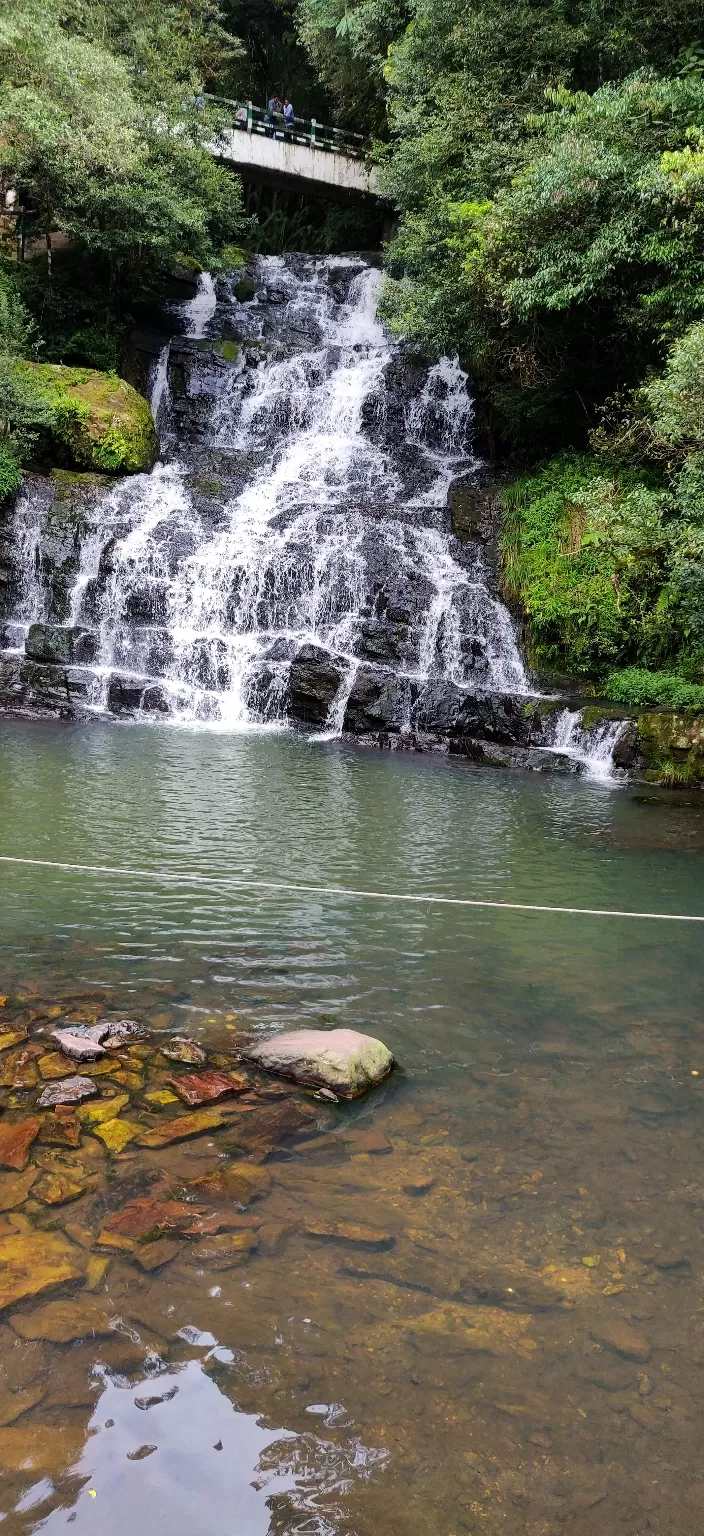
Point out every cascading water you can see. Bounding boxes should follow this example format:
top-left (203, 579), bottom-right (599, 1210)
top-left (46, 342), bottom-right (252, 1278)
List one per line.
top-left (3, 255), bottom-right (530, 731)
top-left (547, 708), bottom-right (627, 780)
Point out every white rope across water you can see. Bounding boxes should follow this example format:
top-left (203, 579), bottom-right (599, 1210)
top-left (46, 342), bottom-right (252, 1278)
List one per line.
top-left (0, 853), bottom-right (702, 923)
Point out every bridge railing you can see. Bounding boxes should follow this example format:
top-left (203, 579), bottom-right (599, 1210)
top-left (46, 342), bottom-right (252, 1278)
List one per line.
top-left (206, 97), bottom-right (367, 159)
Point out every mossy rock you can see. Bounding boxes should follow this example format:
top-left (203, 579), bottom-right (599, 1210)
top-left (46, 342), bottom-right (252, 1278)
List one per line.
top-left (22, 364), bottom-right (158, 475)
top-left (234, 276), bottom-right (256, 303)
top-left (638, 711), bottom-right (704, 785)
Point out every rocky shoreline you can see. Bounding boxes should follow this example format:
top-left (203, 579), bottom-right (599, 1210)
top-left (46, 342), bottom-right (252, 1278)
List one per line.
top-left (4, 623), bottom-right (704, 784)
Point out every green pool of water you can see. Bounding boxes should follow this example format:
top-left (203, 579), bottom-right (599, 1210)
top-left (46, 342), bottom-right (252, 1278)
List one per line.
top-left (1, 718), bottom-right (703, 1536)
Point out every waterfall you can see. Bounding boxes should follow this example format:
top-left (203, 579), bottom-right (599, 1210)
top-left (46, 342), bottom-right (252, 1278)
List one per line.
top-left (548, 708), bottom-right (627, 780)
top-left (3, 255), bottom-right (530, 730)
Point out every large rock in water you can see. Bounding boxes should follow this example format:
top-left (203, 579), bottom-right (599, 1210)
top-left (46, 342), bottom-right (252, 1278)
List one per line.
top-left (243, 1027), bottom-right (393, 1099)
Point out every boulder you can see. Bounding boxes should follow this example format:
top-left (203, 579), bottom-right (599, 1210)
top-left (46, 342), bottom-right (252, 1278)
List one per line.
top-left (243, 1027), bottom-right (394, 1099)
top-left (106, 673), bottom-right (145, 714)
top-left (24, 624), bottom-right (96, 665)
top-left (19, 362), bottom-right (158, 474)
top-left (287, 644), bottom-right (343, 727)
top-left (342, 666), bottom-right (409, 734)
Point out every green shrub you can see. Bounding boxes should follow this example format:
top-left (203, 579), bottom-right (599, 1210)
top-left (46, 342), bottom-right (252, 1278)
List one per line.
top-left (0, 444), bottom-right (22, 502)
top-left (606, 667), bottom-right (704, 710)
top-left (500, 454), bottom-right (670, 677)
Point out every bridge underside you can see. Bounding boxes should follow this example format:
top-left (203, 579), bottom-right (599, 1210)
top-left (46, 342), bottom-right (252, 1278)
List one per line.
top-left (214, 129), bottom-right (382, 207)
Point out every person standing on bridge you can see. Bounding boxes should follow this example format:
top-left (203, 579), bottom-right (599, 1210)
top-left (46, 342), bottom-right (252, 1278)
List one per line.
top-left (265, 94), bottom-right (282, 134)
top-left (283, 99), bottom-right (295, 135)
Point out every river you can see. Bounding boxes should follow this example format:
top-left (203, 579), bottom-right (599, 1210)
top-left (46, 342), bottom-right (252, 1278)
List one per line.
top-left (1, 717), bottom-right (703, 1535)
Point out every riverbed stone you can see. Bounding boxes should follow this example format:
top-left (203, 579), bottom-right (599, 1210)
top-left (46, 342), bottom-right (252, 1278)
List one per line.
top-left (590, 1320), bottom-right (651, 1362)
top-left (0, 1029), bottom-right (28, 1054)
top-left (221, 1098), bottom-right (317, 1158)
top-left (161, 1038), bottom-right (206, 1065)
top-left (38, 1076), bottom-right (98, 1108)
top-left (137, 1107), bottom-right (225, 1147)
top-left (0, 1229), bottom-right (87, 1312)
top-left (243, 1027), bottom-right (393, 1098)
top-left (51, 1027), bottom-right (107, 1061)
top-left (133, 1239), bottom-right (183, 1270)
top-left (304, 1220), bottom-right (395, 1249)
top-left (189, 1162), bottom-right (271, 1204)
top-left (33, 1169), bottom-right (86, 1205)
top-left (38, 1051), bottom-right (80, 1080)
top-left (38, 1108), bottom-right (81, 1148)
top-left (77, 1092), bottom-right (130, 1125)
top-left (9, 1298), bottom-right (113, 1343)
top-left (0, 1117), bottom-right (40, 1170)
top-left (92, 1118), bottom-right (143, 1153)
top-left (99, 1196), bottom-right (200, 1246)
top-left (0, 1167), bottom-right (38, 1210)
top-left (167, 1069), bottom-right (248, 1106)
top-left (0, 1049), bottom-right (39, 1090)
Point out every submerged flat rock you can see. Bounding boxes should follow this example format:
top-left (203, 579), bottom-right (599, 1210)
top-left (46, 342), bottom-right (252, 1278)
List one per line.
top-left (243, 1027), bottom-right (393, 1098)
top-left (0, 1229), bottom-right (86, 1312)
top-left (10, 1298), bottom-right (112, 1343)
top-left (168, 1069), bottom-right (248, 1106)
top-left (38, 1076), bottom-right (98, 1108)
top-left (0, 1117), bottom-right (40, 1170)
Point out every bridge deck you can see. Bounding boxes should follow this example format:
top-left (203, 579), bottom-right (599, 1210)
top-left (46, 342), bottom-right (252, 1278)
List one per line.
top-left (210, 101), bottom-right (381, 203)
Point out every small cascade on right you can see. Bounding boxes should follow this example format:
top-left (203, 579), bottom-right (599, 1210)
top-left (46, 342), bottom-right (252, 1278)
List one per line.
top-left (547, 708), bottom-right (628, 780)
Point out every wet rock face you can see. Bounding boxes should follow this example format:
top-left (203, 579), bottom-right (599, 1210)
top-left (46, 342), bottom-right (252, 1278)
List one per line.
top-left (287, 645), bottom-right (344, 727)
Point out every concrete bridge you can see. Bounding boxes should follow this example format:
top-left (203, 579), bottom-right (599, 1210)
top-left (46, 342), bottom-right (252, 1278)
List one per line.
top-left (210, 99), bottom-right (382, 204)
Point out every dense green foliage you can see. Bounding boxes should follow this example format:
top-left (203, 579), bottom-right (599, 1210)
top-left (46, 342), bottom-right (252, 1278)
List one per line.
top-left (500, 321), bottom-right (704, 682)
top-left (291, 0), bottom-right (704, 687)
top-left (606, 667), bottom-right (704, 710)
top-left (0, 0), bottom-right (252, 492)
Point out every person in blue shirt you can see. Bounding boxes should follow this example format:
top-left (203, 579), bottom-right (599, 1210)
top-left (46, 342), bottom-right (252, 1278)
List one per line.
top-left (283, 99), bottom-right (295, 132)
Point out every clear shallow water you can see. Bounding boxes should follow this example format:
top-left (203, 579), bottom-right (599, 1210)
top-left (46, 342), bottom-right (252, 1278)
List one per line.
top-left (1, 720), bottom-right (704, 1536)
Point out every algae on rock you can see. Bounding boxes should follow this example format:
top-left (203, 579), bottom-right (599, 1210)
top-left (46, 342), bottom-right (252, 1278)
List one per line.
top-left (20, 363), bottom-right (157, 474)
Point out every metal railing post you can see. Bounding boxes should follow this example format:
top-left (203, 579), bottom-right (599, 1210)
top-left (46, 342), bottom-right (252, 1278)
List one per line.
top-left (310, 118), bottom-right (316, 148)
top-left (247, 101), bottom-right (253, 133)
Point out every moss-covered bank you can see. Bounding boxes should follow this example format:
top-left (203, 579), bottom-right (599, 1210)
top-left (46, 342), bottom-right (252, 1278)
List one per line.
top-left (21, 364), bottom-right (157, 475)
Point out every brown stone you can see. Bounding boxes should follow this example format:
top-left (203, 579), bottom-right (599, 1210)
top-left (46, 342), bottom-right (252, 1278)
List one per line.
top-left (38, 1109), bottom-right (81, 1148)
top-left (101, 1196), bottom-right (202, 1244)
top-left (0, 1384), bottom-right (45, 1425)
top-left (137, 1108), bottom-right (225, 1147)
top-left (167, 1070), bottom-right (248, 1107)
top-left (9, 1298), bottom-right (113, 1343)
top-left (346, 1128), bottom-right (392, 1155)
top-left (182, 1211), bottom-right (261, 1237)
top-left (183, 1230), bottom-right (257, 1268)
top-left (33, 1172), bottom-right (86, 1206)
top-left (222, 1100), bottom-right (317, 1159)
top-left (590, 1321), bottom-right (651, 1362)
top-left (257, 1222), bottom-right (293, 1255)
top-left (0, 1051), bottom-right (38, 1090)
top-left (161, 1038), bottom-right (206, 1065)
top-left (133, 1239), bottom-right (183, 1271)
top-left (189, 1162), bottom-right (271, 1205)
top-left (38, 1052), bottom-right (81, 1080)
top-left (0, 1229), bottom-right (86, 1312)
top-left (0, 1167), bottom-right (38, 1211)
top-left (628, 1401), bottom-right (662, 1432)
top-left (304, 1220), bottom-right (395, 1249)
top-left (0, 1118), bottom-right (40, 1171)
